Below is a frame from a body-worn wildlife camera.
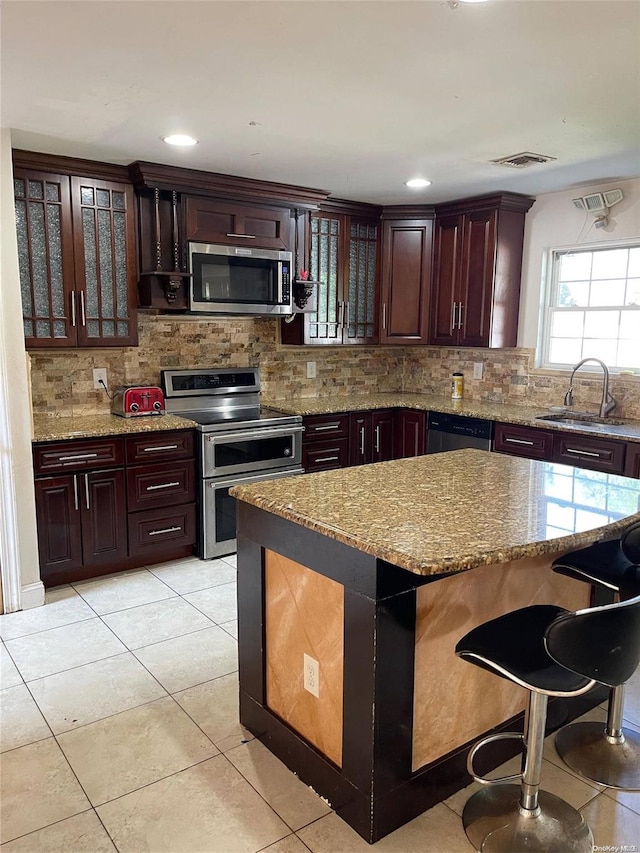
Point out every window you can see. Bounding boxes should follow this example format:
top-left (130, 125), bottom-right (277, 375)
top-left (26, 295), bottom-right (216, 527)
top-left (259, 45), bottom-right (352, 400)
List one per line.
top-left (540, 242), bottom-right (640, 371)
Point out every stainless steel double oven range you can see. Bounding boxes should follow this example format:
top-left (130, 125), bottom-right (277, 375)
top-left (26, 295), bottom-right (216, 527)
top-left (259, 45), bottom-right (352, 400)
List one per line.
top-left (162, 367), bottom-right (303, 559)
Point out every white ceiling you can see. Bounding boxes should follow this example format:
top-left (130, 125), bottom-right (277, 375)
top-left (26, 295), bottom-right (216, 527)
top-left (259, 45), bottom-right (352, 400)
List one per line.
top-left (2, 0), bottom-right (640, 204)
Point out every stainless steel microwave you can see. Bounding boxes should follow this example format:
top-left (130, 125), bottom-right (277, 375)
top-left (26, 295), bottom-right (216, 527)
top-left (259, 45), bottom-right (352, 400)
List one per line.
top-left (188, 242), bottom-right (293, 315)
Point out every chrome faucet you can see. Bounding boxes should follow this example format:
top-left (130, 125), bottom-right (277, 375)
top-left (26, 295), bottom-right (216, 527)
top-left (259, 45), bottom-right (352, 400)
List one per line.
top-left (563, 357), bottom-right (617, 418)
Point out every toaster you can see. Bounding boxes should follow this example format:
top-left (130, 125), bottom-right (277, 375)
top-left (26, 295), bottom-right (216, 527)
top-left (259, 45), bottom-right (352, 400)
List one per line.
top-left (111, 386), bottom-right (165, 418)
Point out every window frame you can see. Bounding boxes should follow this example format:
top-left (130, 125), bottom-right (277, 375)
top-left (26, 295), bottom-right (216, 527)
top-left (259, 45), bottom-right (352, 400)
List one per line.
top-left (538, 237), bottom-right (640, 372)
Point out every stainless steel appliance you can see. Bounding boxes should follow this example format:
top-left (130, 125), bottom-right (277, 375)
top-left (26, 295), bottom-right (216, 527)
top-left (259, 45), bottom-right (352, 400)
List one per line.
top-left (188, 243), bottom-right (293, 316)
top-left (426, 412), bottom-right (494, 453)
top-left (162, 367), bottom-right (303, 559)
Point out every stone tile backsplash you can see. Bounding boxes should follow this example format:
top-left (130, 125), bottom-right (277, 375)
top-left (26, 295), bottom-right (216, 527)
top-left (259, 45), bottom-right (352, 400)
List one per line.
top-left (29, 315), bottom-right (640, 420)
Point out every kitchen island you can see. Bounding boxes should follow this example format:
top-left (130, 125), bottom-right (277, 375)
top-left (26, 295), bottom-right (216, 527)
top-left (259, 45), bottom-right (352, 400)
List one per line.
top-left (231, 449), bottom-right (640, 843)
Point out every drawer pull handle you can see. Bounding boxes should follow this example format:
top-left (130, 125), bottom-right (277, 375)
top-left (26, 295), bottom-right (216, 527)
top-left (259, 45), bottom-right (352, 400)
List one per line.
top-left (566, 448), bottom-right (602, 458)
top-left (143, 445), bottom-right (179, 452)
top-left (148, 526), bottom-right (182, 536)
top-left (58, 452), bottom-right (99, 461)
top-left (146, 481), bottom-right (180, 491)
top-left (226, 233), bottom-right (256, 239)
top-left (314, 424), bottom-right (341, 432)
top-left (316, 455), bottom-right (339, 463)
top-left (505, 438), bottom-right (535, 446)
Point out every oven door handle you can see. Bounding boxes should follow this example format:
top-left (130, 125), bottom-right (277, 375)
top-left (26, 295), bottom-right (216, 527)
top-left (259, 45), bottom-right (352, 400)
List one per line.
top-left (205, 425), bottom-right (305, 444)
top-left (206, 467), bottom-right (304, 489)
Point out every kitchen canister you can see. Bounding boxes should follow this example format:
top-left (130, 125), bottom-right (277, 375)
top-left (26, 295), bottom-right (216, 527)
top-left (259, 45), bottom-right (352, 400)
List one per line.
top-left (451, 372), bottom-right (464, 400)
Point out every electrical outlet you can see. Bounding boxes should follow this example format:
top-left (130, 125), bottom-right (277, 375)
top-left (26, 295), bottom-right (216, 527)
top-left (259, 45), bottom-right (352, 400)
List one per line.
top-left (473, 362), bottom-right (484, 380)
top-left (306, 361), bottom-right (317, 379)
top-left (303, 653), bottom-right (320, 698)
top-left (93, 367), bottom-right (108, 391)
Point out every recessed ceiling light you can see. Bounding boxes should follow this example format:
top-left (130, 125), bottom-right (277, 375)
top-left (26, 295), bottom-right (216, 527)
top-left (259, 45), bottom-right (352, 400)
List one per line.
top-left (459, 0), bottom-right (490, 3)
top-left (162, 134), bottom-right (199, 147)
top-left (405, 178), bottom-right (432, 189)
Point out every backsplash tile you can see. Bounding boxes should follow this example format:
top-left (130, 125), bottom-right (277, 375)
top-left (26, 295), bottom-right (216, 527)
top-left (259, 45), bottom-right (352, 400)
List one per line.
top-left (28, 316), bottom-right (640, 421)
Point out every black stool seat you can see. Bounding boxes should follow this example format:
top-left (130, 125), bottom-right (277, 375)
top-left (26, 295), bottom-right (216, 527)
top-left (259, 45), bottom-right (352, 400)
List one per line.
top-left (455, 605), bottom-right (593, 695)
top-left (552, 522), bottom-right (640, 791)
top-left (456, 592), bottom-right (640, 852)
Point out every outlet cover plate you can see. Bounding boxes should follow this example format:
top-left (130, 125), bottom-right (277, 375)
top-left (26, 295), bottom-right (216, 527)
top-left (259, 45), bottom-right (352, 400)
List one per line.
top-left (93, 368), bottom-right (108, 390)
top-left (306, 361), bottom-right (316, 379)
top-left (473, 362), bottom-right (484, 380)
top-left (303, 653), bottom-right (319, 697)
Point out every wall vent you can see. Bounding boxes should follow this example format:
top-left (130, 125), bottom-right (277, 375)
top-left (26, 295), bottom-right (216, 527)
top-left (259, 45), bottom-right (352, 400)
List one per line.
top-left (491, 152), bottom-right (557, 168)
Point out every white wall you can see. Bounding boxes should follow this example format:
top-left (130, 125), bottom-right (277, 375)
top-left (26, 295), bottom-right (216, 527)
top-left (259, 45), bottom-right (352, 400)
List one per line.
top-left (0, 128), bottom-right (43, 611)
top-left (518, 177), bottom-right (640, 350)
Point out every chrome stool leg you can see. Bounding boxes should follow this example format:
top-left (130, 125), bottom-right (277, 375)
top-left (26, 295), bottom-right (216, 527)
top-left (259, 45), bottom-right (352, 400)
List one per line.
top-left (555, 683), bottom-right (640, 790)
top-left (463, 693), bottom-right (593, 853)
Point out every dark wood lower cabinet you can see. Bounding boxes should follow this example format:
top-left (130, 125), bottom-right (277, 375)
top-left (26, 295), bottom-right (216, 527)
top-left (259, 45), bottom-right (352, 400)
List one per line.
top-left (34, 429), bottom-right (197, 586)
top-left (35, 469), bottom-right (127, 587)
top-left (349, 410), bottom-right (395, 466)
top-left (625, 443), bottom-right (640, 478)
top-left (394, 409), bottom-right (426, 459)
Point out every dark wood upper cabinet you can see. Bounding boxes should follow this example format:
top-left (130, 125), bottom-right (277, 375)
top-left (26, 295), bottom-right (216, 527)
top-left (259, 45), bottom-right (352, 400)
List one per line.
top-left (379, 211), bottom-right (434, 345)
top-left (184, 196), bottom-right (292, 251)
top-left (429, 193), bottom-right (534, 348)
top-left (282, 200), bottom-right (381, 346)
top-left (13, 152), bottom-right (139, 348)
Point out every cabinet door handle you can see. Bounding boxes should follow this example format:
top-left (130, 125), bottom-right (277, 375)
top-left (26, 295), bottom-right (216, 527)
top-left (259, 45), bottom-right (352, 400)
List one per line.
top-left (375, 425), bottom-right (381, 454)
top-left (316, 455), bottom-right (339, 463)
top-left (143, 444), bottom-right (179, 452)
top-left (451, 301), bottom-right (456, 333)
top-left (314, 423), bottom-right (341, 432)
top-left (382, 303), bottom-right (387, 331)
top-left (84, 473), bottom-right (90, 510)
top-left (73, 474), bottom-right (79, 511)
top-left (344, 301), bottom-right (350, 330)
top-left (146, 481), bottom-right (180, 491)
top-left (565, 447), bottom-right (602, 458)
top-left (457, 302), bottom-right (464, 330)
top-left (338, 301), bottom-right (344, 328)
top-left (360, 426), bottom-right (365, 455)
top-left (148, 526), bottom-right (182, 536)
top-left (79, 290), bottom-right (86, 326)
top-left (226, 233), bottom-right (256, 239)
top-left (70, 292), bottom-right (77, 327)
top-left (505, 438), bottom-right (535, 446)
top-left (59, 452), bottom-right (99, 462)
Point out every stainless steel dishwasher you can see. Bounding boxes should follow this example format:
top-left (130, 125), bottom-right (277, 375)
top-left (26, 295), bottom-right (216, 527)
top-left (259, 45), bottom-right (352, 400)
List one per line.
top-left (426, 411), bottom-right (494, 453)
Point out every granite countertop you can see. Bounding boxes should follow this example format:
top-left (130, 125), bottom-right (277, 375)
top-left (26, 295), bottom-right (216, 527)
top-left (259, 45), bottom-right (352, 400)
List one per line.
top-left (231, 449), bottom-right (640, 577)
top-left (263, 393), bottom-right (640, 444)
top-left (32, 413), bottom-right (197, 442)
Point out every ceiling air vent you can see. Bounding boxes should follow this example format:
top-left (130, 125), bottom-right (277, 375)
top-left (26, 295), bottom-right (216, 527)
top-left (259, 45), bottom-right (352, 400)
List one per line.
top-left (491, 152), bottom-right (557, 168)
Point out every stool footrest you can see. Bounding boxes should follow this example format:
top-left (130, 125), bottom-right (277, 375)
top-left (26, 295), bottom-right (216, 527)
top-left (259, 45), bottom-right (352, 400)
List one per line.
top-left (467, 731), bottom-right (524, 786)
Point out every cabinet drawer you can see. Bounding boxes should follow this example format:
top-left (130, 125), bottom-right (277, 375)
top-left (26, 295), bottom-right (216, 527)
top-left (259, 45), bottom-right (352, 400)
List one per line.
top-left (303, 414), bottom-right (350, 441)
top-left (553, 433), bottom-right (626, 474)
top-left (494, 423), bottom-right (553, 460)
top-left (128, 504), bottom-right (196, 558)
top-left (33, 437), bottom-right (124, 474)
top-left (125, 430), bottom-right (194, 464)
top-left (303, 438), bottom-right (349, 472)
top-left (127, 460), bottom-right (196, 512)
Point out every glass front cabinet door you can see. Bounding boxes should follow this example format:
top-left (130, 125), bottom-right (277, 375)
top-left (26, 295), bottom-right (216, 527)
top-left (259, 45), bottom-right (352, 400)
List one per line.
top-left (13, 168), bottom-right (138, 348)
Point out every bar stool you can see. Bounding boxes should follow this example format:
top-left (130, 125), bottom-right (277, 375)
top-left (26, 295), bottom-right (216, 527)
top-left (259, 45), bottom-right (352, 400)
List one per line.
top-left (455, 592), bottom-right (640, 853)
top-left (552, 522), bottom-right (640, 790)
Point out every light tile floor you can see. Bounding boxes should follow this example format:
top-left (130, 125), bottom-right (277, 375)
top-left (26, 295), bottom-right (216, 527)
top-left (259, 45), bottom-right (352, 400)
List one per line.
top-left (0, 555), bottom-right (639, 851)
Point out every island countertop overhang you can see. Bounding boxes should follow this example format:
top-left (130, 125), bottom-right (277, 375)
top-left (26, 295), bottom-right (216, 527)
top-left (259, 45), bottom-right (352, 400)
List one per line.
top-left (230, 449), bottom-right (640, 576)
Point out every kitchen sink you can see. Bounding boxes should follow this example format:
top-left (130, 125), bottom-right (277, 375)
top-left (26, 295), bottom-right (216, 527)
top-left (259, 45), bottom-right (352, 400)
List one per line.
top-left (536, 413), bottom-right (628, 427)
